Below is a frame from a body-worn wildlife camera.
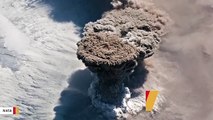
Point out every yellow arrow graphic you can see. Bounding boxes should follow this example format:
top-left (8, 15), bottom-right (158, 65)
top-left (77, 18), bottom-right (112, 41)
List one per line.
top-left (146, 90), bottom-right (159, 112)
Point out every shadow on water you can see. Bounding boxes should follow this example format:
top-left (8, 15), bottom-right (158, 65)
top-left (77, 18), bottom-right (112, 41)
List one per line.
top-left (53, 68), bottom-right (109, 120)
top-left (54, 62), bottom-right (148, 120)
top-left (40, 0), bottom-right (112, 28)
top-left (54, 68), bottom-right (94, 120)
top-left (128, 61), bottom-right (149, 97)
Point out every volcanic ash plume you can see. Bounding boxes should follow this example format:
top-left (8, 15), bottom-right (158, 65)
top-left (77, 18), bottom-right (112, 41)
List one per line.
top-left (77, 0), bottom-right (171, 119)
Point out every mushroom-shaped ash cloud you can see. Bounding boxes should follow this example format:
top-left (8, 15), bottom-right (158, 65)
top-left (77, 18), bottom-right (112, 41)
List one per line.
top-left (77, 33), bottom-right (139, 104)
top-left (76, 0), bottom-right (171, 119)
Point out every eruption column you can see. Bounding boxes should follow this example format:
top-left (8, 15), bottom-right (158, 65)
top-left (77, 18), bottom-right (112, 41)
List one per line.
top-left (76, 0), bottom-right (171, 119)
top-left (77, 33), bottom-right (139, 106)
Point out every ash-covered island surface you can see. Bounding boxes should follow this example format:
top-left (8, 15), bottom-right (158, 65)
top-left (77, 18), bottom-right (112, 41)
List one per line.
top-left (76, 0), bottom-right (171, 119)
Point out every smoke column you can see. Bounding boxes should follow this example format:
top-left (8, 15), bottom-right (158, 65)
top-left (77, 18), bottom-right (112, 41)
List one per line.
top-left (76, 0), bottom-right (171, 119)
